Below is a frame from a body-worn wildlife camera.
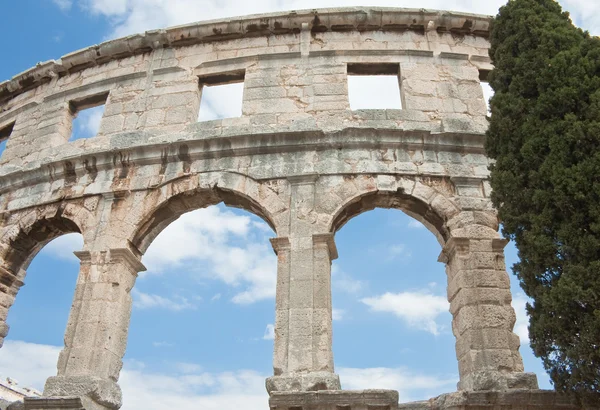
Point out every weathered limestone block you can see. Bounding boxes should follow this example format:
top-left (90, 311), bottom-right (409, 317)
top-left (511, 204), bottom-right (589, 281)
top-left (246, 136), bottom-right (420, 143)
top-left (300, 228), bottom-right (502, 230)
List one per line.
top-left (440, 237), bottom-right (538, 391)
top-left (0, 266), bottom-right (24, 348)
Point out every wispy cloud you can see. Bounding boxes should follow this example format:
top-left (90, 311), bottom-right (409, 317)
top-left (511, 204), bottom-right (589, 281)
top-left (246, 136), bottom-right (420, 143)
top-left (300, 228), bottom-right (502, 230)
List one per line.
top-left (198, 83), bottom-right (244, 121)
top-left (386, 244), bottom-right (411, 262)
top-left (361, 290), bottom-right (449, 335)
top-left (262, 324), bottom-right (274, 340)
top-left (132, 289), bottom-right (197, 311)
top-left (512, 293), bottom-right (531, 345)
top-left (331, 264), bottom-right (365, 295)
top-left (332, 308), bottom-right (344, 321)
top-left (52, 0), bottom-right (73, 11)
top-left (71, 105), bottom-right (105, 141)
top-left (339, 366), bottom-right (456, 403)
top-left (1, 340), bottom-right (459, 407)
top-left (407, 220), bottom-right (425, 230)
top-left (41, 233), bottom-right (83, 262)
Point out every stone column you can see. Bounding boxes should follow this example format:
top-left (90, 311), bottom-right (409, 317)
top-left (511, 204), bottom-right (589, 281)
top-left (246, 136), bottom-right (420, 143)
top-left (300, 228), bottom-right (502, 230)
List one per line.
top-left (267, 176), bottom-right (340, 393)
top-left (43, 248), bottom-right (146, 410)
top-left (0, 265), bottom-right (25, 348)
top-left (440, 237), bottom-right (538, 391)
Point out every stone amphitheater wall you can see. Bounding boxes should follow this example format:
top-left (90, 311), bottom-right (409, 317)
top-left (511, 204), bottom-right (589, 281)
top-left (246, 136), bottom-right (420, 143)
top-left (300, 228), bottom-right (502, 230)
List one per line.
top-left (0, 7), bottom-right (587, 410)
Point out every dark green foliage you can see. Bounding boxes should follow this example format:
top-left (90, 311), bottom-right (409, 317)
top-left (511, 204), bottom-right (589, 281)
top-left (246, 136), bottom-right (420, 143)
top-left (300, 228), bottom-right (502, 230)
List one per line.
top-left (486, 0), bottom-right (600, 397)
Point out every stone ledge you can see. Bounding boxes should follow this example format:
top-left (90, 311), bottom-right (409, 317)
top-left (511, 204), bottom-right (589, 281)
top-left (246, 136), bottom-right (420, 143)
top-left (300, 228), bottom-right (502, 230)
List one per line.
top-left (0, 126), bottom-right (486, 196)
top-left (428, 390), bottom-right (594, 410)
top-left (267, 373), bottom-right (341, 394)
top-left (270, 389), bottom-right (399, 409)
top-left (269, 390), bottom-right (595, 410)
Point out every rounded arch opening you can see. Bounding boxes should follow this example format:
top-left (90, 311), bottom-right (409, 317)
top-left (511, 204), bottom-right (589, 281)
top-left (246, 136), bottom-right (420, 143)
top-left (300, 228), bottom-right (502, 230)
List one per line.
top-left (0, 217), bottom-right (84, 400)
top-left (2, 215), bottom-right (82, 277)
top-left (329, 190), bottom-right (450, 246)
top-left (330, 207), bottom-right (456, 399)
top-left (132, 186), bottom-right (277, 255)
top-left (123, 192), bottom-right (278, 408)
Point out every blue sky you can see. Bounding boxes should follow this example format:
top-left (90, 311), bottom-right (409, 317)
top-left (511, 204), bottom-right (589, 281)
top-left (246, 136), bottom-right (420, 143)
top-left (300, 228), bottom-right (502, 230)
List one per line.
top-left (0, 1), bottom-right (598, 409)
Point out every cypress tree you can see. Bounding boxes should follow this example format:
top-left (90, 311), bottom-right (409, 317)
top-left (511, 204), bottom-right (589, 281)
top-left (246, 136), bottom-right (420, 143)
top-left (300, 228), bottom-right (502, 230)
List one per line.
top-left (486, 0), bottom-right (600, 396)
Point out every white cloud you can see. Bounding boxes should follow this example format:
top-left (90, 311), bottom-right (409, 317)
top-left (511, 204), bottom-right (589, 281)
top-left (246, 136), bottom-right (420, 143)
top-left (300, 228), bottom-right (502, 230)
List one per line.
top-left (262, 324), bottom-right (274, 340)
top-left (339, 366), bottom-right (456, 403)
top-left (65, 0), bottom-right (512, 40)
top-left (55, 0), bottom-right (596, 43)
top-left (211, 293), bottom-right (222, 301)
top-left (82, 0), bottom-right (128, 15)
top-left (132, 289), bottom-right (197, 311)
top-left (40, 233), bottom-right (83, 262)
top-left (407, 220), bottom-right (425, 230)
top-left (331, 264), bottom-right (365, 295)
top-left (481, 82), bottom-right (494, 115)
top-left (386, 244), bottom-right (411, 261)
top-left (0, 340), bottom-right (269, 410)
top-left (561, 0), bottom-right (600, 35)
top-left (332, 308), bottom-right (344, 321)
top-left (361, 291), bottom-right (449, 335)
top-left (348, 76), bottom-right (402, 110)
top-left (198, 83), bottom-right (244, 122)
top-left (71, 105), bottom-right (105, 141)
top-left (174, 362), bottom-right (203, 374)
top-left (0, 340), bottom-right (60, 391)
top-left (512, 293), bottom-right (531, 346)
top-left (0, 340), bottom-right (460, 408)
top-left (142, 207), bottom-right (276, 305)
top-left (52, 0), bottom-right (73, 11)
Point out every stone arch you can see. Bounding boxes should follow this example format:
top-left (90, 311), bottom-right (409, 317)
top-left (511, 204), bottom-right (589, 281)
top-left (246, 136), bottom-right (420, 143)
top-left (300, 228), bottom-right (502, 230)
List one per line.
top-left (131, 172), bottom-right (287, 254)
top-left (326, 175), bottom-right (460, 246)
top-left (0, 201), bottom-right (95, 275)
top-left (0, 201), bottom-right (93, 347)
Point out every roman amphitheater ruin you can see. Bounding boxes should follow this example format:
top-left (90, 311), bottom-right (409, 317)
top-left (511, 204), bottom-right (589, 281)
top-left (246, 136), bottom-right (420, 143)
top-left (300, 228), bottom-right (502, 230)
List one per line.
top-left (0, 6), bottom-right (591, 410)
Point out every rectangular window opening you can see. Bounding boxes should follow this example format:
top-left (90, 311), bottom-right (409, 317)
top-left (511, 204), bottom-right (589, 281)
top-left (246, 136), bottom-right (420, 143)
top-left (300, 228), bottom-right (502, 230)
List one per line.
top-left (347, 63), bottom-right (402, 110)
top-left (198, 70), bottom-right (245, 122)
top-left (0, 121), bottom-right (15, 160)
top-left (479, 71), bottom-right (493, 116)
top-left (69, 92), bottom-right (109, 142)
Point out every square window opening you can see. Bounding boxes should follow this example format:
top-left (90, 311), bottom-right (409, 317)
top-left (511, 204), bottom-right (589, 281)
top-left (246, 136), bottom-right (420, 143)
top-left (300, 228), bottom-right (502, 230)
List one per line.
top-left (198, 71), bottom-right (245, 122)
top-left (0, 121), bottom-right (15, 160)
top-left (347, 63), bottom-right (402, 110)
top-left (69, 92), bottom-right (109, 142)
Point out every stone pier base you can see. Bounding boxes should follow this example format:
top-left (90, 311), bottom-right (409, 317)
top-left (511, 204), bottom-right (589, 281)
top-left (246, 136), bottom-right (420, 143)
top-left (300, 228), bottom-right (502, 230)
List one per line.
top-left (270, 390), bottom-right (596, 410)
top-left (270, 390), bottom-right (399, 410)
top-left (267, 373), bottom-right (341, 393)
top-left (23, 396), bottom-right (112, 410)
top-left (23, 397), bottom-right (84, 410)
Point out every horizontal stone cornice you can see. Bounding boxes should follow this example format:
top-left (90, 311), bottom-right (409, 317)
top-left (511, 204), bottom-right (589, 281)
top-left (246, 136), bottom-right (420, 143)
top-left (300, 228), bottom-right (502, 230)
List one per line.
top-left (313, 233), bottom-right (338, 260)
top-left (74, 248), bottom-right (147, 273)
top-left (0, 127), bottom-right (486, 196)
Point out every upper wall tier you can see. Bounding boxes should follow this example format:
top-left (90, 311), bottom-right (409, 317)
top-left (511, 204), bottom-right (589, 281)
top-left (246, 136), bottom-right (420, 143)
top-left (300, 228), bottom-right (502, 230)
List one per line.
top-left (0, 7), bottom-right (493, 190)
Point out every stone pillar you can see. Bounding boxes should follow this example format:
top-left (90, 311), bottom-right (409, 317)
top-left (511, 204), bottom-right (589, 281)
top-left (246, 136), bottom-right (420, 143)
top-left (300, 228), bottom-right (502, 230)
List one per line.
top-left (0, 265), bottom-right (24, 348)
top-left (267, 176), bottom-right (340, 393)
top-left (440, 237), bottom-right (538, 391)
top-left (43, 248), bottom-right (146, 410)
